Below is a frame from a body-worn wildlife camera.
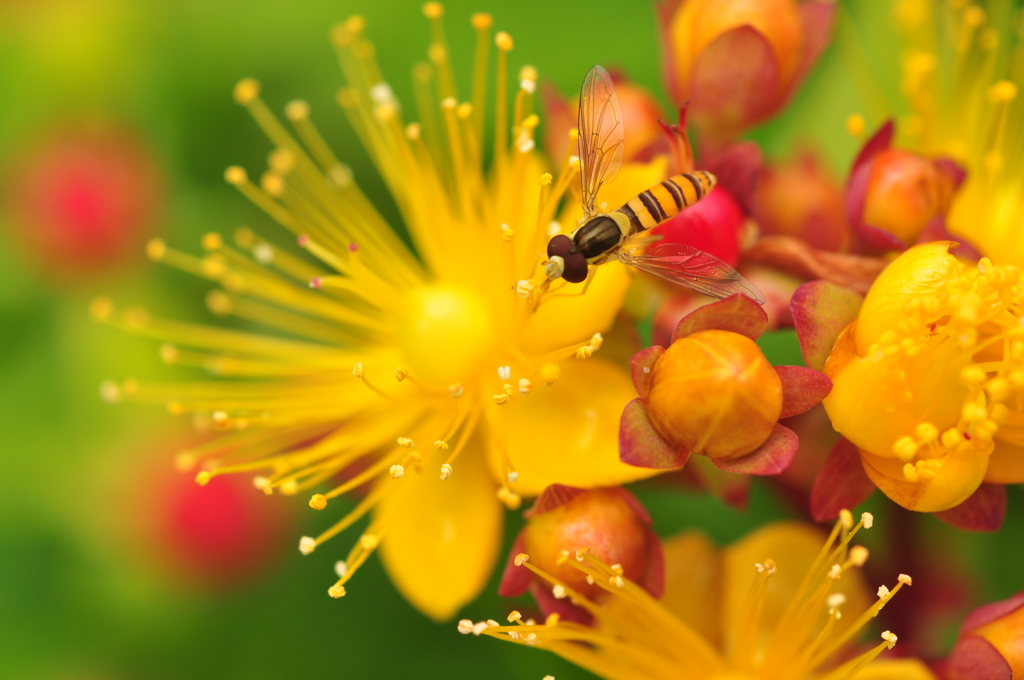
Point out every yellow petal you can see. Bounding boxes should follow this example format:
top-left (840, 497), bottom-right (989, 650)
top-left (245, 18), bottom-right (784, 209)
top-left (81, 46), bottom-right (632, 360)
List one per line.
top-left (823, 326), bottom-right (920, 457)
top-left (524, 158), bottom-right (670, 354)
top-left (376, 440), bottom-right (503, 621)
top-left (491, 357), bottom-right (661, 497)
top-left (722, 522), bottom-right (871, 649)
top-left (659, 530), bottom-right (723, 647)
top-left (986, 438), bottom-right (1024, 483)
top-left (851, 658), bottom-right (939, 680)
top-left (859, 446), bottom-right (991, 512)
top-left (854, 242), bottom-right (963, 353)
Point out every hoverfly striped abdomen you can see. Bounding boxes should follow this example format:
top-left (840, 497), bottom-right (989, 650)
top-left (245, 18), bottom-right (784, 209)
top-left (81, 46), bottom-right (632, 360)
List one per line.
top-left (616, 170), bottom-right (717, 235)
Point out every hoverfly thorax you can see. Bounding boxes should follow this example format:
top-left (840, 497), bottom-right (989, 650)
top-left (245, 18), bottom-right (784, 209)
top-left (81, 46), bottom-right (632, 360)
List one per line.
top-left (572, 215), bottom-right (622, 260)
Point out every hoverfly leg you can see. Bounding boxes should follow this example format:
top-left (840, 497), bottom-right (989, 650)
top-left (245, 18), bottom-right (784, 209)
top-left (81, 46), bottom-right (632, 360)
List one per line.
top-left (538, 266), bottom-right (598, 305)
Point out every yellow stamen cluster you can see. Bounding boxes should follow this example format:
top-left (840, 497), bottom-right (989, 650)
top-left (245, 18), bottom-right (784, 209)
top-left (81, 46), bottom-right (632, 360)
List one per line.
top-left (875, 257), bottom-right (1024, 481)
top-left (465, 512), bottom-right (908, 680)
top-left (93, 4), bottom-right (609, 599)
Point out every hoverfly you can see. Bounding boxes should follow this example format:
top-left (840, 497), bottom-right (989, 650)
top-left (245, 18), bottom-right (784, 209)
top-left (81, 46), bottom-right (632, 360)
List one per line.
top-left (544, 65), bottom-right (765, 304)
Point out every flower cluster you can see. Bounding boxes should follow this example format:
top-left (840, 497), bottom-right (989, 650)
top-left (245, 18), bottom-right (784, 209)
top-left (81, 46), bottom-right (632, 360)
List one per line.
top-left (93, 0), bottom-right (1024, 675)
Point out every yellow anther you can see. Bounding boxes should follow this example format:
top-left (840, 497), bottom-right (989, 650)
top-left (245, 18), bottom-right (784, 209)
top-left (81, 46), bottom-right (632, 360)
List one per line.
top-left (839, 509), bottom-right (854, 530)
top-left (986, 377), bottom-right (1010, 402)
top-left (397, 437), bottom-right (415, 448)
top-left (514, 553), bottom-right (530, 567)
top-left (389, 464), bottom-right (405, 479)
top-left (449, 382), bottom-right (464, 398)
top-left (195, 471), bottom-right (211, 486)
top-left (893, 436), bottom-right (919, 462)
top-left (471, 12), bottom-right (492, 29)
top-left (299, 536), bottom-right (316, 555)
top-left (589, 333), bottom-right (604, 351)
top-left (456, 102), bottom-right (473, 119)
top-left (1010, 370), bottom-right (1024, 388)
top-left (962, 401), bottom-right (987, 422)
top-left (990, 403), bottom-right (1010, 425)
top-left (877, 584), bottom-right (890, 599)
top-left (393, 366), bottom-right (409, 382)
top-left (328, 585), bottom-right (346, 598)
top-left (545, 613), bottom-right (560, 627)
top-left (498, 487), bottom-right (522, 510)
top-left (422, 1), bottom-right (443, 19)
top-left (941, 428), bottom-right (964, 448)
top-left (898, 573), bottom-right (913, 585)
top-left (279, 479), bottom-right (298, 495)
top-left (552, 584), bottom-right (567, 599)
top-left (434, 440), bottom-right (449, 451)
top-left (915, 422), bottom-right (939, 443)
top-left (233, 78), bottom-right (260, 105)
top-left (846, 113), bottom-right (866, 136)
top-left (146, 238), bottom-right (167, 261)
top-left (903, 463), bottom-right (920, 482)
top-left (201, 232), bottom-right (223, 251)
top-left (575, 547), bottom-right (590, 561)
top-left (541, 363), bottom-right (560, 385)
top-left (849, 545), bottom-right (869, 566)
top-left (963, 5), bottom-right (985, 27)
top-left (524, 633), bottom-right (538, 646)
top-left (974, 419), bottom-right (999, 441)
top-left (862, 512), bottom-right (874, 529)
top-left (284, 99), bottom-right (309, 121)
top-left (507, 471), bottom-right (518, 484)
top-left (345, 15), bottom-right (365, 33)
top-left (359, 534), bottom-right (379, 550)
top-left (439, 463), bottom-right (453, 480)
top-left (309, 494), bottom-right (328, 510)
top-left (457, 619), bottom-right (475, 634)
top-left (352, 362), bottom-right (365, 378)
top-left (539, 172), bottom-right (552, 186)
top-left (493, 393), bottom-right (510, 405)
top-left (575, 346), bottom-right (593, 360)
top-left (882, 631), bottom-right (898, 649)
top-left (500, 224), bottom-right (515, 241)
top-left (495, 31), bottom-right (513, 50)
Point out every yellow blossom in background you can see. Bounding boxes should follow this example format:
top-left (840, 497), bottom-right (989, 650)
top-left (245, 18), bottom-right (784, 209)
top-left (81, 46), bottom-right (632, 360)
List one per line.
top-left (465, 513), bottom-right (937, 680)
top-left (823, 242), bottom-right (1024, 512)
top-left (92, 5), bottom-right (666, 620)
top-left (871, 0), bottom-right (1024, 264)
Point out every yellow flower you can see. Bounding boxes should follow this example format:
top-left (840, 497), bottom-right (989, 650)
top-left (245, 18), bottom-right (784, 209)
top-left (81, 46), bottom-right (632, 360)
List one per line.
top-left (823, 242), bottom-right (1024, 512)
top-left (92, 6), bottom-right (665, 620)
top-left (465, 512), bottom-right (936, 680)
top-left (885, 0), bottom-right (1024, 264)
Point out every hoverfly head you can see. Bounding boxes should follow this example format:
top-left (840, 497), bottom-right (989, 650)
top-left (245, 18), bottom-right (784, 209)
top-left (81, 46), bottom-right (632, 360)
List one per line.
top-left (545, 234), bottom-right (588, 283)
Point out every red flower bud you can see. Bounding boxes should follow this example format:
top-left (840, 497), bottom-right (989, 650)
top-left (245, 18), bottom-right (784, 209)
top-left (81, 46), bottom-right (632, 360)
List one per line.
top-left (947, 591), bottom-right (1024, 680)
top-left (498, 485), bottom-right (663, 623)
top-left (754, 152), bottom-right (849, 252)
top-left (652, 186), bottom-right (744, 267)
top-left (2, 123), bottom-right (163, 278)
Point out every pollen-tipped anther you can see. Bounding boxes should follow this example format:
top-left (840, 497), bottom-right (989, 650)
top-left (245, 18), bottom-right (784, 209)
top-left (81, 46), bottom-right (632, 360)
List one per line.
top-left (299, 536), bottom-right (317, 555)
top-left (334, 561), bottom-right (348, 578)
top-left (898, 573), bottom-right (913, 586)
top-left (439, 463), bottom-right (453, 480)
top-left (507, 471), bottom-right (518, 484)
top-left (861, 512), bottom-right (874, 529)
top-left (514, 553), bottom-right (529, 566)
top-left (352, 362), bottom-right (365, 378)
top-left (849, 546), bottom-right (869, 566)
top-left (195, 471), bottom-right (211, 486)
top-left (397, 437), bottom-right (414, 448)
top-left (309, 493), bottom-right (327, 510)
top-left (328, 585), bottom-right (346, 599)
top-left (493, 394), bottom-right (510, 405)
top-left (449, 382), bottom-right (464, 398)
top-left (552, 584), bottom-right (567, 599)
top-left (390, 464), bottom-right (405, 479)
top-left (881, 631), bottom-right (898, 649)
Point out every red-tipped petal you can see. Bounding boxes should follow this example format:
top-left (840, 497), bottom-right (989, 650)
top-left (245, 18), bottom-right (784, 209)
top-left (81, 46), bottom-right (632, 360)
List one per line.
top-left (851, 120), bottom-right (894, 174)
top-left (960, 591), bottom-right (1024, 635)
top-left (690, 26), bottom-right (781, 143)
top-left (711, 423), bottom-right (798, 476)
top-left (947, 636), bottom-right (1012, 680)
top-left (672, 293), bottom-right (769, 343)
top-left (631, 346), bottom-right (665, 398)
top-left (686, 455), bottom-right (752, 510)
top-left (934, 156), bottom-right (967, 192)
top-left (809, 437), bottom-right (875, 521)
top-left (794, 2), bottom-right (837, 85)
top-left (619, 398), bottom-right (689, 469)
top-left (935, 483), bottom-right (1006, 532)
top-left (497, 531), bottom-right (532, 597)
top-left (790, 280), bottom-right (863, 371)
top-left (917, 217), bottom-right (982, 263)
top-left (525, 484), bottom-right (587, 518)
top-left (529, 580), bottom-right (593, 626)
top-left (637, 525), bottom-right (665, 598)
top-left (776, 365), bottom-right (832, 418)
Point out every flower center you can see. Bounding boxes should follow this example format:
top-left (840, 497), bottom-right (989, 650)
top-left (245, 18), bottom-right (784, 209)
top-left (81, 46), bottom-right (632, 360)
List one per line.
top-left (398, 284), bottom-right (495, 387)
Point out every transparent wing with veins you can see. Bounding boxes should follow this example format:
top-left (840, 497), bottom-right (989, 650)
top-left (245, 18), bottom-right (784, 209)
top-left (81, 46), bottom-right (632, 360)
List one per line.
top-left (617, 240), bottom-right (767, 303)
top-left (577, 65), bottom-right (624, 219)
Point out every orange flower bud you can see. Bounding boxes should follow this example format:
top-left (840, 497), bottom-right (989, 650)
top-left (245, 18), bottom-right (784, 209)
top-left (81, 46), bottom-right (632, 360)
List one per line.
top-left (647, 329), bottom-right (783, 460)
top-left (657, 0), bottom-right (835, 144)
top-left (862, 149), bottom-right (950, 244)
top-left (948, 591), bottom-right (1024, 680)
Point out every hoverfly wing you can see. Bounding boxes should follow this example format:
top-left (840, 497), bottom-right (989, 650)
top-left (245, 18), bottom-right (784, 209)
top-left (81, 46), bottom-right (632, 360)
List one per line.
top-left (578, 65), bottom-right (624, 218)
top-left (617, 242), bottom-right (766, 303)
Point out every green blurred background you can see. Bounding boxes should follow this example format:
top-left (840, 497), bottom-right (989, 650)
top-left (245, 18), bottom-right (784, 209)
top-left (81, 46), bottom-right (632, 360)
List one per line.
top-left (1, 1), bottom-right (1021, 678)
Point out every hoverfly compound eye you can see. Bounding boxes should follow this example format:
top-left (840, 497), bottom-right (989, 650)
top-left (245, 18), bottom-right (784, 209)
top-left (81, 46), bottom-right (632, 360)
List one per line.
top-left (561, 252), bottom-right (588, 283)
top-left (546, 234), bottom-right (573, 258)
